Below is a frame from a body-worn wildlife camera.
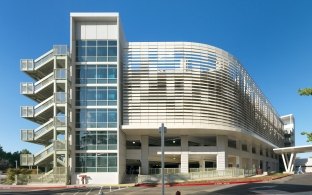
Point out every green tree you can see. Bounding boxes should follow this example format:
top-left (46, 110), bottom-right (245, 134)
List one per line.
top-left (298, 88), bottom-right (312, 96)
top-left (301, 131), bottom-right (312, 142)
top-left (20, 149), bottom-right (30, 154)
top-left (298, 88), bottom-right (312, 142)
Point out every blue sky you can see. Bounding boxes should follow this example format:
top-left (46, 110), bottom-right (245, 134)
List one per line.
top-left (0, 0), bottom-right (312, 157)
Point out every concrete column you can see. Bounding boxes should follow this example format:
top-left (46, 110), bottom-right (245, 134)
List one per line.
top-left (200, 160), bottom-right (205, 171)
top-left (236, 156), bottom-right (241, 168)
top-left (180, 135), bottom-right (189, 173)
top-left (248, 143), bottom-right (252, 169)
top-left (217, 135), bottom-right (228, 170)
top-left (140, 135), bottom-right (149, 175)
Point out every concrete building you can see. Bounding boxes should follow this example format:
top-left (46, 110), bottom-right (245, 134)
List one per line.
top-left (20, 12), bottom-right (292, 184)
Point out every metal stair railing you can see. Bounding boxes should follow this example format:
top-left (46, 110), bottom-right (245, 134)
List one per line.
top-left (20, 82), bottom-right (34, 94)
top-left (55, 92), bottom-right (67, 104)
top-left (20, 59), bottom-right (34, 71)
top-left (34, 72), bottom-right (54, 92)
top-left (56, 158), bottom-right (66, 167)
top-left (53, 45), bottom-right (68, 56)
top-left (34, 49), bottom-right (54, 70)
top-left (54, 140), bottom-right (66, 150)
top-left (34, 96), bottom-right (54, 116)
top-left (20, 45), bottom-right (67, 72)
top-left (34, 143), bottom-right (54, 164)
top-left (33, 118), bottom-right (54, 140)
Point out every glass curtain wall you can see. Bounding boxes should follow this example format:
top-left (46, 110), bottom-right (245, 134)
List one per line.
top-left (75, 39), bottom-right (118, 173)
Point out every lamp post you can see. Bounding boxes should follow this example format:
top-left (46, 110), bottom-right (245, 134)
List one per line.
top-left (15, 160), bottom-right (18, 169)
top-left (158, 123), bottom-right (167, 195)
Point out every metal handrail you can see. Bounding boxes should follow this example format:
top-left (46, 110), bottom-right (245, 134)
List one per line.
top-left (34, 96), bottom-right (54, 115)
top-left (53, 45), bottom-right (68, 56)
top-left (55, 92), bottom-right (67, 104)
top-left (34, 49), bottom-right (54, 69)
top-left (20, 82), bottom-right (34, 94)
top-left (34, 144), bottom-right (54, 163)
top-left (54, 140), bottom-right (66, 150)
top-left (34, 72), bottom-right (54, 92)
top-left (34, 118), bottom-right (54, 139)
top-left (20, 59), bottom-right (34, 71)
top-left (54, 68), bottom-right (68, 80)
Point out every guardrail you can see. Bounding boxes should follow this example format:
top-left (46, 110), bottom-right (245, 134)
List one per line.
top-left (138, 168), bottom-right (254, 184)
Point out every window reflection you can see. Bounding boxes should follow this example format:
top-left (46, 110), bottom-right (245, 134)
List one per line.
top-left (75, 153), bottom-right (117, 172)
top-left (76, 40), bottom-right (117, 62)
top-left (76, 131), bottom-right (117, 150)
top-left (76, 86), bottom-right (117, 106)
top-left (76, 65), bottom-right (117, 84)
top-left (76, 109), bottom-right (117, 128)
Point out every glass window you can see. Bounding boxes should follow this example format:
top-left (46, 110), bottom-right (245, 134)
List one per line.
top-left (76, 39), bottom-right (117, 62)
top-left (76, 108), bottom-right (117, 128)
top-left (86, 87), bottom-right (96, 105)
top-left (87, 47), bottom-right (96, 56)
top-left (77, 47), bottom-right (85, 57)
top-left (97, 40), bottom-right (107, 46)
top-left (228, 139), bottom-right (237, 148)
top-left (108, 47), bottom-right (117, 56)
top-left (97, 65), bottom-right (107, 84)
top-left (108, 132), bottom-right (117, 150)
top-left (107, 66), bottom-right (116, 78)
top-left (97, 47), bottom-right (107, 56)
top-left (97, 132), bottom-right (107, 150)
top-left (108, 109), bottom-right (117, 123)
top-left (108, 88), bottom-right (117, 100)
top-left (76, 131), bottom-right (116, 150)
top-left (76, 86), bottom-right (117, 107)
top-left (86, 65), bottom-right (96, 78)
top-left (76, 65), bottom-right (117, 84)
top-left (97, 153), bottom-right (107, 167)
top-left (75, 152), bottom-right (117, 173)
top-left (108, 40), bottom-right (117, 46)
top-left (76, 40), bottom-right (86, 46)
top-left (87, 40), bottom-right (97, 46)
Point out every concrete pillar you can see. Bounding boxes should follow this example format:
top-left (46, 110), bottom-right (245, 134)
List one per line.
top-left (248, 143), bottom-right (252, 169)
top-left (200, 160), bottom-right (205, 171)
top-left (217, 135), bottom-right (228, 170)
top-left (236, 156), bottom-right (241, 168)
top-left (140, 135), bottom-right (149, 175)
top-left (180, 135), bottom-right (189, 173)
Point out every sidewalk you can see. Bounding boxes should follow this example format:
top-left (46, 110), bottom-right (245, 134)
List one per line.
top-left (0, 174), bottom-right (291, 190)
top-left (0, 184), bottom-right (86, 190)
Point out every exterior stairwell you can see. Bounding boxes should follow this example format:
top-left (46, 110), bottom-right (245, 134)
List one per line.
top-left (20, 45), bottom-right (68, 80)
top-left (20, 44), bottom-right (69, 185)
top-left (20, 140), bottom-right (66, 166)
top-left (21, 118), bottom-right (54, 145)
top-left (20, 95), bottom-right (55, 124)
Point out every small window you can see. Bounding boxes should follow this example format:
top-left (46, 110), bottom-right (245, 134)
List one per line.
top-left (228, 139), bottom-right (237, 148)
top-left (252, 146), bottom-right (256, 154)
top-left (242, 144), bottom-right (248, 152)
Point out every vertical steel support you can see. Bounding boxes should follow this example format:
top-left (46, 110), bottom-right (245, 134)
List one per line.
top-left (159, 123), bottom-right (167, 195)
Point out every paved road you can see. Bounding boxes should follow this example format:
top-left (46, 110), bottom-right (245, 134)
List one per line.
top-left (1, 173), bottom-right (312, 194)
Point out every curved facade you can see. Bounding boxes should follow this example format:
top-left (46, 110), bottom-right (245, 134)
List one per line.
top-left (20, 13), bottom-right (292, 185)
top-left (123, 42), bottom-right (284, 147)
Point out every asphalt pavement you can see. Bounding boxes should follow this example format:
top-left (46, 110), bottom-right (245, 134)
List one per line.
top-left (1, 173), bottom-right (312, 194)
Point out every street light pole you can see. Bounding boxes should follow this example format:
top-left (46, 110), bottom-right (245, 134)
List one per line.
top-left (159, 123), bottom-right (167, 195)
top-left (15, 160), bottom-right (17, 169)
